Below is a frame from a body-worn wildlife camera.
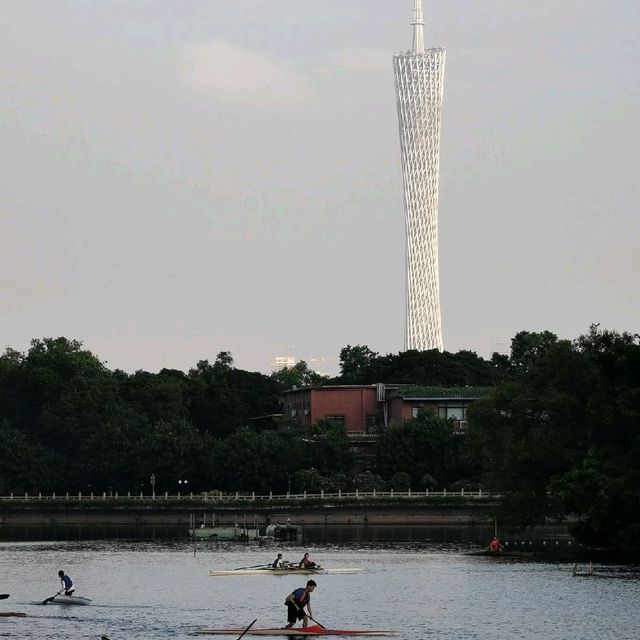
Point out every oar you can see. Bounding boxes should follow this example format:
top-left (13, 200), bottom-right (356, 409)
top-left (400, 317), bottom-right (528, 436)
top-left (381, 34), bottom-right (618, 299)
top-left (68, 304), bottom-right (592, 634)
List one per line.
top-left (309, 616), bottom-right (326, 629)
top-left (236, 618), bottom-right (257, 640)
top-left (41, 594), bottom-right (58, 605)
top-left (0, 594), bottom-right (10, 600)
top-left (233, 564), bottom-right (268, 571)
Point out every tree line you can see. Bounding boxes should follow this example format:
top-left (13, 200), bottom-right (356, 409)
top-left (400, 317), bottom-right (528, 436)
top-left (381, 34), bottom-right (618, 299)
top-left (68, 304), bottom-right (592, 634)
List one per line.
top-left (0, 326), bottom-right (638, 548)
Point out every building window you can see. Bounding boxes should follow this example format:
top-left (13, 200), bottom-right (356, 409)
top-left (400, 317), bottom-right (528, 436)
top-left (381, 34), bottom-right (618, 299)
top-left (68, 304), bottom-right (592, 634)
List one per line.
top-left (438, 404), bottom-right (467, 420)
top-left (325, 415), bottom-right (345, 428)
top-left (365, 415), bottom-right (381, 433)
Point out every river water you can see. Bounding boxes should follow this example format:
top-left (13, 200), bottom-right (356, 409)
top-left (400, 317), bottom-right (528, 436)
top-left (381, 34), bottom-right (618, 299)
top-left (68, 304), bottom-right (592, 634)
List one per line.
top-left (0, 529), bottom-right (638, 640)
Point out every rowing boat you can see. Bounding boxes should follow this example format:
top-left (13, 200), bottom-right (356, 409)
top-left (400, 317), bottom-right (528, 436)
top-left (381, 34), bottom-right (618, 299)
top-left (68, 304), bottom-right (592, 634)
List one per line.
top-left (208, 567), bottom-right (362, 577)
top-left (194, 625), bottom-right (395, 636)
top-left (0, 612), bottom-right (26, 617)
top-left (46, 595), bottom-right (92, 606)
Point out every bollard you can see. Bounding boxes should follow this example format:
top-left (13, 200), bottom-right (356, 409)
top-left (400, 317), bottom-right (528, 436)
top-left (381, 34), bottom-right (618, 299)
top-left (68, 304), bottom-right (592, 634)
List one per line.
top-left (390, 489), bottom-right (394, 497)
top-left (269, 491), bottom-right (273, 500)
top-left (303, 491), bottom-right (307, 500)
top-left (252, 492), bottom-right (255, 500)
top-left (356, 489), bottom-right (359, 498)
top-left (321, 489), bottom-right (324, 499)
top-left (408, 488), bottom-right (411, 498)
top-left (53, 492), bottom-right (56, 499)
top-left (103, 492), bottom-right (106, 500)
top-left (338, 489), bottom-right (342, 499)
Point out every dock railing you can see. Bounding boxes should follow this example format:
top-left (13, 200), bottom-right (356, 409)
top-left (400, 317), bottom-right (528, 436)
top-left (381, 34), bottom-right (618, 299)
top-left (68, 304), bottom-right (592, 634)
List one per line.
top-left (0, 488), bottom-right (496, 502)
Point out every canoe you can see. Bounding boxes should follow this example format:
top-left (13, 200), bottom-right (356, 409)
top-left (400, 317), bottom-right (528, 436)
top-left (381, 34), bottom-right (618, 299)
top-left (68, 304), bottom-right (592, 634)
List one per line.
top-left (0, 612), bottom-right (26, 617)
top-left (208, 568), bottom-right (362, 577)
top-left (194, 625), bottom-right (395, 636)
top-left (47, 595), bottom-right (92, 606)
top-left (466, 550), bottom-right (535, 558)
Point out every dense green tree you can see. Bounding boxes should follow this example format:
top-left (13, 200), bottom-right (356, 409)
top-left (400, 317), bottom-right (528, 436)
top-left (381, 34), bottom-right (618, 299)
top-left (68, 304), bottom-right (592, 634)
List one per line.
top-left (376, 413), bottom-right (473, 488)
top-left (469, 326), bottom-right (640, 545)
top-left (338, 345), bottom-right (380, 383)
top-left (271, 361), bottom-right (326, 389)
top-left (302, 421), bottom-right (353, 476)
top-left (0, 419), bottom-right (55, 493)
top-left (334, 344), bottom-right (502, 386)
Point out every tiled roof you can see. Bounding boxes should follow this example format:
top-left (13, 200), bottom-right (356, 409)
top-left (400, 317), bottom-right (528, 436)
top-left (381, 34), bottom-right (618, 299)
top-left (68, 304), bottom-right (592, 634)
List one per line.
top-left (386, 386), bottom-right (493, 400)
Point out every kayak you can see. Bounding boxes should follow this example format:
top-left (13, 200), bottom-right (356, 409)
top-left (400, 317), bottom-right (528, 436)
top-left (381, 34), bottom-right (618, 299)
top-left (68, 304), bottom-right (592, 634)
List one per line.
top-left (209, 567), bottom-right (362, 577)
top-left (46, 595), bottom-right (92, 606)
top-left (466, 550), bottom-right (535, 558)
top-left (195, 625), bottom-right (395, 636)
top-left (0, 612), bottom-right (26, 617)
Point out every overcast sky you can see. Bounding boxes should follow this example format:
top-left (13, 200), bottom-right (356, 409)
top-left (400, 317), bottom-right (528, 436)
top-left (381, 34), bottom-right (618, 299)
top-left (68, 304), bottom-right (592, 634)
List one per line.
top-left (1, 1), bottom-right (638, 375)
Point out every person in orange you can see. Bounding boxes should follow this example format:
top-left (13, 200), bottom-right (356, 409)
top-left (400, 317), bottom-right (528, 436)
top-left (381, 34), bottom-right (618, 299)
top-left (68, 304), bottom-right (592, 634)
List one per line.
top-left (489, 536), bottom-right (503, 552)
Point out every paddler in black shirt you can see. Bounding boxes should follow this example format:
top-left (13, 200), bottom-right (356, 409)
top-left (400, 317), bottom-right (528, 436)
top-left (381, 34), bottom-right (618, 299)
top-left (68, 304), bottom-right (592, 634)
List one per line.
top-left (284, 580), bottom-right (317, 628)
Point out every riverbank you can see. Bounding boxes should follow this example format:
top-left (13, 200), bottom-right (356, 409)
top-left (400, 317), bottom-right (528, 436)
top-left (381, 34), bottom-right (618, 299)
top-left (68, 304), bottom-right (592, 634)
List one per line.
top-left (0, 495), bottom-right (497, 526)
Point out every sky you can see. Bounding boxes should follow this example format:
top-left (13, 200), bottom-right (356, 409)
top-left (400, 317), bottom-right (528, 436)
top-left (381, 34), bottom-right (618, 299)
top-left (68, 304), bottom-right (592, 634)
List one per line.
top-left (1, 0), bottom-right (638, 376)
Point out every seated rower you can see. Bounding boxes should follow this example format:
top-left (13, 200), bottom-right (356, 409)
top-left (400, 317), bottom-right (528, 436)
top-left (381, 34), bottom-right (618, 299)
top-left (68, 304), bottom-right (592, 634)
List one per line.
top-left (272, 553), bottom-right (286, 568)
top-left (298, 552), bottom-right (317, 569)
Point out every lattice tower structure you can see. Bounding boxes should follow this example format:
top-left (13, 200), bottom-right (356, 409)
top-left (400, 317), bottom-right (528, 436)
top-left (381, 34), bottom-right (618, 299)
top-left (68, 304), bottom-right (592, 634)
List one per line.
top-left (393, 0), bottom-right (445, 351)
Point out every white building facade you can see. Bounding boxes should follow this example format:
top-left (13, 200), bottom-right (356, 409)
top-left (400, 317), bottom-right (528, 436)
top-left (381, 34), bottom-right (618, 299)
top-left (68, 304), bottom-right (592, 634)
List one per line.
top-left (393, 0), bottom-right (446, 351)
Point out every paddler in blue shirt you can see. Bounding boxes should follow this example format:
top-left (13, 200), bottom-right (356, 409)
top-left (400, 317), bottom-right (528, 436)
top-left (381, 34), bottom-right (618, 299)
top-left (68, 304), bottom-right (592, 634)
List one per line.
top-left (57, 570), bottom-right (75, 596)
top-left (284, 580), bottom-right (316, 628)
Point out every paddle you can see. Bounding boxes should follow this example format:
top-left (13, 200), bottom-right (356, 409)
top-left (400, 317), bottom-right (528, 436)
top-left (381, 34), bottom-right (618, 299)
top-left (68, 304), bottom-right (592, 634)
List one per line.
top-left (41, 594), bottom-right (58, 605)
top-left (0, 594), bottom-right (9, 600)
top-left (233, 564), bottom-right (269, 571)
top-left (309, 615), bottom-right (326, 629)
top-left (236, 618), bottom-right (257, 640)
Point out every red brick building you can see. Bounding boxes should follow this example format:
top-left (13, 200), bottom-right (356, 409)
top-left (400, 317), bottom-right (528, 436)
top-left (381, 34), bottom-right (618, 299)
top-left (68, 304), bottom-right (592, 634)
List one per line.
top-left (281, 384), bottom-right (492, 433)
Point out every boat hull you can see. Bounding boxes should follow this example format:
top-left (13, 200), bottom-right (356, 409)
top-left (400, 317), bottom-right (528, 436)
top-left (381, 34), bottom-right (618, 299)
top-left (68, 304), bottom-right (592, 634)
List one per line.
top-left (0, 612), bottom-right (26, 617)
top-left (195, 626), bottom-right (395, 636)
top-left (47, 595), bottom-right (92, 606)
top-left (208, 568), bottom-right (362, 577)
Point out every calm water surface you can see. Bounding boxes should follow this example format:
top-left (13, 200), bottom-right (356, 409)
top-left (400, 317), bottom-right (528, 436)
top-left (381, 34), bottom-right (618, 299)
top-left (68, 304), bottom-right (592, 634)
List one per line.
top-left (0, 536), bottom-right (638, 640)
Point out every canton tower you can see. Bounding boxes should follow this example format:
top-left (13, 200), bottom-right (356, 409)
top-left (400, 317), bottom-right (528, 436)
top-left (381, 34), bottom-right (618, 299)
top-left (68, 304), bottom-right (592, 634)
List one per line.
top-left (393, 0), bottom-right (446, 351)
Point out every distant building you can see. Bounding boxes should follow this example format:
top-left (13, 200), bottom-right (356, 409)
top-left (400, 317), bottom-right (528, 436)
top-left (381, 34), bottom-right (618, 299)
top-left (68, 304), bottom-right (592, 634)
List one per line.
top-left (281, 384), bottom-right (491, 466)
top-left (281, 384), bottom-right (491, 433)
top-left (271, 356), bottom-right (296, 374)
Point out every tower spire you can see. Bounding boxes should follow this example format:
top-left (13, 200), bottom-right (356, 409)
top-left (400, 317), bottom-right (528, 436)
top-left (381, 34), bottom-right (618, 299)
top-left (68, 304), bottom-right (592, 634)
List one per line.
top-left (411, 0), bottom-right (425, 54)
